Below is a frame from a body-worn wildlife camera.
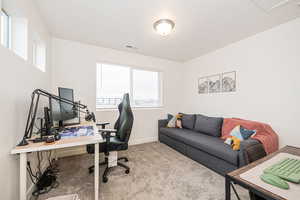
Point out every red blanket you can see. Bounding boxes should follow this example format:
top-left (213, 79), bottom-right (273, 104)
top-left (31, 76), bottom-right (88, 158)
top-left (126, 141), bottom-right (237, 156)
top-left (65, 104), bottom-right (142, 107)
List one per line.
top-left (221, 118), bottom-right (279, 154)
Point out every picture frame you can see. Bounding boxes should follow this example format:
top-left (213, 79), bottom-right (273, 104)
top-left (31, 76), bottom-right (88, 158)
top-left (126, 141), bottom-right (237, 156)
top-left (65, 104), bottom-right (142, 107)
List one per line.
top-left (222, 71), bottom-right (236, 92)
top-left (198, 77), bottom-right (208, 94)
top-left (207, 74), bottom-right (221, 93)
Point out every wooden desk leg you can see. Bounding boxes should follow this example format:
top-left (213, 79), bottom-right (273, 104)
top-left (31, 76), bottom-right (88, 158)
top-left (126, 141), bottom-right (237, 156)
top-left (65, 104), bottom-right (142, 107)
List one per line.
top-left (94, 143), bottom-right (99, 200)
top-left (20, 153), bottom-right (27, 200)
top-left (225, 175), bottom-right (231, 200)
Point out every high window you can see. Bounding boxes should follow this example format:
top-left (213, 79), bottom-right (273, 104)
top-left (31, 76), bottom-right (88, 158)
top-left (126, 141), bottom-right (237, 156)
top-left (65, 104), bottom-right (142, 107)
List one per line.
top-left (1, 9), bottom-right (11, 48)
top-left (11, 17), bottom-right (28, 60)
top-left (33, 36), bottom-right (46, 72)
top-left (1, 9), bottom-right (28, 60)
top-left (96, 63), bottom-right (162, 109)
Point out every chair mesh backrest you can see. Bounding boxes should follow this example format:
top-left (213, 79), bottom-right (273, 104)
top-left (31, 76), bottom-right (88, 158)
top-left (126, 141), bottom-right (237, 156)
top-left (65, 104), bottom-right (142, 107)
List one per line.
top-left (115, 93), bottom-right (134, 142)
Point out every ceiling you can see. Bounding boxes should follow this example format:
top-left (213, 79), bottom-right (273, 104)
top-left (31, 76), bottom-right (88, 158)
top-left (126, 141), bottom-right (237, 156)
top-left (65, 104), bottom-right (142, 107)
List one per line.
top-left (35, 0), bottom-right (300, 62)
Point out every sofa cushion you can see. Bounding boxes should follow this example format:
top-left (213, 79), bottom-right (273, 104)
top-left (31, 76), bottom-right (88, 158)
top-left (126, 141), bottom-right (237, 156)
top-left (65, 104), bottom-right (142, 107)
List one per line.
top-left (181, 114), bottom-right (196, 130)
top-left (160, 127), bottom-right (238, 165)
top-left (160, 127), bottom-right (197, 142)
top-left (194, 114), bottom-right (223, 137)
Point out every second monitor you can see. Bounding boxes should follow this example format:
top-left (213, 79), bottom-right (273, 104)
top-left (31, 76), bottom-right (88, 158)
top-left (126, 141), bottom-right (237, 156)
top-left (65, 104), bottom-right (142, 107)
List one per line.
top-left (51, 87), bottom-right (80, 129)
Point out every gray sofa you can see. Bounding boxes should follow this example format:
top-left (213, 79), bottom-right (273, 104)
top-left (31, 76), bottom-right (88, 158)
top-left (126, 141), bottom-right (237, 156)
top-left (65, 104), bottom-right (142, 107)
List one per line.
top-left (158, 114), bottom-right (263, 176)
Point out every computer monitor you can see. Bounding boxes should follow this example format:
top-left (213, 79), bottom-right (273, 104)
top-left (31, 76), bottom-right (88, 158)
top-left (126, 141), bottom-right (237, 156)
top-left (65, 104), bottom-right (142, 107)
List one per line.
top-left (58, 87), bottom-right (77, 121)
top-left (50, 98), bottom-right (62, 122)
top-left (50, 88), bottom-right (79, 128)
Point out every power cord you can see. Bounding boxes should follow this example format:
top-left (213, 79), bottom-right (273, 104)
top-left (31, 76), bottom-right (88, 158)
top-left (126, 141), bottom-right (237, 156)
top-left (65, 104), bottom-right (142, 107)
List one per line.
top-left (27, 151), bottom-right (60, 197)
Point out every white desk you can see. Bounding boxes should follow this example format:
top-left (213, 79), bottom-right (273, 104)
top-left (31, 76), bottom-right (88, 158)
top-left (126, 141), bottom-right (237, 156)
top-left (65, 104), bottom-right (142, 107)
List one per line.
top-left (11, 123), bottom-right (104, 200)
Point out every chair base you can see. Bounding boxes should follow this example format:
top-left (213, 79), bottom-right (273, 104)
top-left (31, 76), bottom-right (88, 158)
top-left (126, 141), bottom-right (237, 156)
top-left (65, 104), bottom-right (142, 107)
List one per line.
top-left (89, 156), bottom-right (130, 183)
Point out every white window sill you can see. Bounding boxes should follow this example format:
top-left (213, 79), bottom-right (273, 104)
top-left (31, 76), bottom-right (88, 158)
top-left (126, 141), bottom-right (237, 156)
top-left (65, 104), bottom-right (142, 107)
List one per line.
top-left (96, 106), bottom-right (164, 112)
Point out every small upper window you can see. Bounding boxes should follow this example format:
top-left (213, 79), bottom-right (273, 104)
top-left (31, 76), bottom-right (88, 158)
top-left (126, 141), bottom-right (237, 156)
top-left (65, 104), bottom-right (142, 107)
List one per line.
top-left (1, 9), bottom-right (11, 48)
top-left (11, 17), bottom-right (28, 60)
top-left (1, 9), bottom-right (28, 60)
top-left (33, 38), bottom-right (46, 72)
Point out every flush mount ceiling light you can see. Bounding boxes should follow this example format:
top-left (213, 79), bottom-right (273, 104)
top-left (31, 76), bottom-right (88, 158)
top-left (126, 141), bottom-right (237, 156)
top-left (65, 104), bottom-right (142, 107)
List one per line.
top-left (125, 44), bottom-right (138, 50)
top-left (153, 19), bottom-right (175, 36)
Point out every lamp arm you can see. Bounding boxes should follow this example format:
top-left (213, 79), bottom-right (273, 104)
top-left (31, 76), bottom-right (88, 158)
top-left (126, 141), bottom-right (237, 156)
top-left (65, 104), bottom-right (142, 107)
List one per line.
top-left (34, 89), bottom-right (87, 110)
top-left (21, 89), bottom-right (94, 145)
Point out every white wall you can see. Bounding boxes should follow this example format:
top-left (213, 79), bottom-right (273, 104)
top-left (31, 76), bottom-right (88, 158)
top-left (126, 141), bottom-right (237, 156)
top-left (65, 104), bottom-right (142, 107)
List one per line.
top-left (0, 0), bottom-right (51, 199)
top-left (182, 17), bottom-right (300, 148)
top-left (51, 38), bottom-right (183, 156)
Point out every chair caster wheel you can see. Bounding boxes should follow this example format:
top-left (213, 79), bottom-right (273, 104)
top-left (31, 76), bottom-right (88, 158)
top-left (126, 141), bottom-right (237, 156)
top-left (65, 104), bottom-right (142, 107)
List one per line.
top-left (89, 168), bottom-right (94, 174)
top-left (103, 177), bottom-right (108, 183)
top-left (125, 169), bottom-right (130, 174)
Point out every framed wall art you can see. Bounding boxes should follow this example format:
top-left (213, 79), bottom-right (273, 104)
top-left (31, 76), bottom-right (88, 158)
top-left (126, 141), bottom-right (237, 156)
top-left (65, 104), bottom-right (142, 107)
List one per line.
top-left (198, 77), bottom-right (209, 94)
top-left (222, 71), bottom-right (236, 92)
top-left (207, 74), bottom-right (221, 93)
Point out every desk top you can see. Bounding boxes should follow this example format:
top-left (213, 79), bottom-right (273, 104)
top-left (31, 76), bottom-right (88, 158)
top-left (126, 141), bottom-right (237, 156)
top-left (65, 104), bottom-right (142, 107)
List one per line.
top-left (228, 146), bottom-right (300, 200)
top-left (11, 122), bottom-right (104, 154)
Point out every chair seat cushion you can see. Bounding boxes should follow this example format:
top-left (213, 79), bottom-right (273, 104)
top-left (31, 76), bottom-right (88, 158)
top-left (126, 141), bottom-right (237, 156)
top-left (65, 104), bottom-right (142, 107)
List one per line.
top-left (86, 136), bottom-right (128, 154)
top-left (160, 127), bottom-right (239, 165)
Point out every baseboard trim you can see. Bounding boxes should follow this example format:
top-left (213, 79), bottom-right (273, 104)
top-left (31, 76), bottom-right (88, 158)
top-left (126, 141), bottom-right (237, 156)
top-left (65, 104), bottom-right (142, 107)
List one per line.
top-left (129, 136), bottom-right (158, 145)
top-left (56, 136), bottom-right (158, 158)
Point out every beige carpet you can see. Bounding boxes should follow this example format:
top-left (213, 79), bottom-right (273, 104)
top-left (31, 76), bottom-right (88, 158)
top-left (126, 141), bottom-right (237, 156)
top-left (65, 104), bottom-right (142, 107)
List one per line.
top-left (38, 142), bottom-right (250, 200)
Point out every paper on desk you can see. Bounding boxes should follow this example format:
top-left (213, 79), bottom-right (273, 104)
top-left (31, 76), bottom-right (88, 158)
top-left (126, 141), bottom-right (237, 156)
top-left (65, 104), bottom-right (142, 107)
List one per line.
top-left (240, 153), bottom-right (300, 200)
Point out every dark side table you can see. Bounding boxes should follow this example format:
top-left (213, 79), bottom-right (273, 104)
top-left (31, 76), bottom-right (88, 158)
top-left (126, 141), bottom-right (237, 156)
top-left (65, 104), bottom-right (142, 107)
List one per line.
top-left (225, 146), bottom-right (300, 200)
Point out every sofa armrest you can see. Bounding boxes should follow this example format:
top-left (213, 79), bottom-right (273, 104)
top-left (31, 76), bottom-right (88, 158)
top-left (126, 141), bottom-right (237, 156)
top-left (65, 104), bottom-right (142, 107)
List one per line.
top-left (238, 138), bottom-right (266, 167)
top-left (159, 119), bottom-right (169, 129)
top-left (158, 119), bottom-right (169, 140)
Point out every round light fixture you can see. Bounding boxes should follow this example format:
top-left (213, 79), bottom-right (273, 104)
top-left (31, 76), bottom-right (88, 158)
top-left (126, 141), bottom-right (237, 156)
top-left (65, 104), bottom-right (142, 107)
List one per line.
top-left (125, 45), bottom-right (138, 50)
top-left (153, 19), bottom-right (175, 36)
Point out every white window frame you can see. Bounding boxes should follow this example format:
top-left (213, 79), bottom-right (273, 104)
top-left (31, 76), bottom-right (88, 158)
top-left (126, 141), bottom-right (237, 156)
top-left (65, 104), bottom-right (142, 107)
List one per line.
top-left (11, 17), bottom-right (28, 60)
top-left (1, 8), bottom-right (28, 60)
top-left (96, 63), bottom-right (163, 110)
top-left (1, 9), bottom-right (11, 48)
top-left (32, 37), bottom-right (47, 72)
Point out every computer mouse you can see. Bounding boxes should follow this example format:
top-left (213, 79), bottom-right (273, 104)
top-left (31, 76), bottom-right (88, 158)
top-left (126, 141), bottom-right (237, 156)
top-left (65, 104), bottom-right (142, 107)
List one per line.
top-left (260, 173), bottom-right (289, 190)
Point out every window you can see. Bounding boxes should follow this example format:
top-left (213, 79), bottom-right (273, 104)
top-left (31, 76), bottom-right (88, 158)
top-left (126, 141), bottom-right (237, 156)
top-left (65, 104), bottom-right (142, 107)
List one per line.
top-left (132, 69), bottom-right (160, 107)
top-left (96, 63), bottom-right (162, 108)
top-left (33, 38), bottom-right (46, 72)
top-left (11, 17), bottom-right (28, 60)
top-left (1, 9), bottom-right (11, 48)
top-left (0, 9), bottom-right (28, 60)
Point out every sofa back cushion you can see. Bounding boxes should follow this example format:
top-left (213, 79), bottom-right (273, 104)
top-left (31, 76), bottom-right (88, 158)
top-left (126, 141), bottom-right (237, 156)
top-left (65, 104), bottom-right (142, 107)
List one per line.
top-left (181, 114), bottom-right (196, 130)
top-left (194, 114), bottom-right (223, 137)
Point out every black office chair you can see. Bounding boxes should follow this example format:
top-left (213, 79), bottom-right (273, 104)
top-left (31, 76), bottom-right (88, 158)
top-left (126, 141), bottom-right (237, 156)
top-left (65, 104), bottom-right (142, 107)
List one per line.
top-left (86, 93), bottom-right (134, 183)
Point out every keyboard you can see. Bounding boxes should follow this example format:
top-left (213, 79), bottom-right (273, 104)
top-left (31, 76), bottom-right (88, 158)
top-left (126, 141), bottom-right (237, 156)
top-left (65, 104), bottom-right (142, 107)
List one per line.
top-left (264, 158), bottom-right (300, 183)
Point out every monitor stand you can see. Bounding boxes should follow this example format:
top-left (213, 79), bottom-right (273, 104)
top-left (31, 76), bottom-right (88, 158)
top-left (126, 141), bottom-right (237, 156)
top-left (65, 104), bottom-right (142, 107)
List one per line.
top-left (58, 120), bottom-right (65, 131)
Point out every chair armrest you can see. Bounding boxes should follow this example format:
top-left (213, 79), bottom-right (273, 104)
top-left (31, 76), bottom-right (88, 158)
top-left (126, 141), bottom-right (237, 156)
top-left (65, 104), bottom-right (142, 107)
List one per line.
top-left (96, 122), bottom-right (110, 129)
top-left (238, 138), bottom-right (265, 167)
top-left (98, 129), bottom-right (117, 144)
top-left (98, 128), bottom-right (117, 133)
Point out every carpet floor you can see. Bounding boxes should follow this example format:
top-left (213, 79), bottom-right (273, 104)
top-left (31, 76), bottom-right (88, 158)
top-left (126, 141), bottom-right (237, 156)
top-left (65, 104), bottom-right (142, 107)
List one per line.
top-left (38, 142), bottom-right (250, 200)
